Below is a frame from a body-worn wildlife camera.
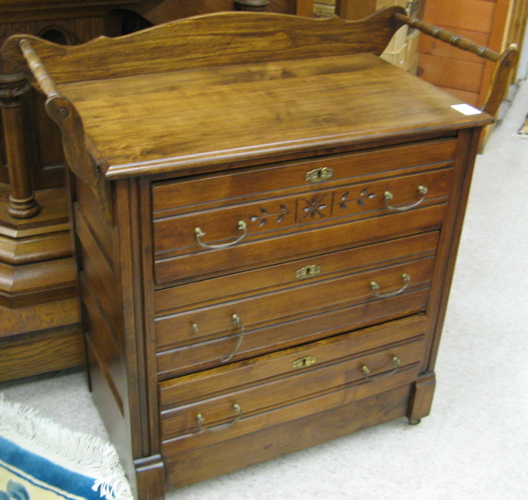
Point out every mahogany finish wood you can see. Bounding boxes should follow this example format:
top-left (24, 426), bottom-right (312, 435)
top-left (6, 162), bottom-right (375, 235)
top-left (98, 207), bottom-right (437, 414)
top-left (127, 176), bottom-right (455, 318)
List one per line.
top-left (3, 8), bottom-right (516, 498)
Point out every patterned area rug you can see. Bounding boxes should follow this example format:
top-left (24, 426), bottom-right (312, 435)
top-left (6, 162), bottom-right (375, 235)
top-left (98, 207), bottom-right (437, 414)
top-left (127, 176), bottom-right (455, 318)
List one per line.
top-left (0, 398), bottom-right (133, 500)
top-left (518, 113), bottom-right (528, 137)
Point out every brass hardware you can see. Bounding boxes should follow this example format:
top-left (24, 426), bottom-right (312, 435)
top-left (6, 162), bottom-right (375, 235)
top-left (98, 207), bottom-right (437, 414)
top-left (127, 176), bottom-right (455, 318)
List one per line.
top-left (384, 185), bottom-right (428, 212)
top-left (195, 220), bottom-right (247, 250)
top-left (191, 323), bottom-right (199, 335)
top-left (220, 314), bottom-right (245, 363)
top-left (361, 356), bottom-right (401, 381)
top-left (370, 273), bottom-right (410, 298)
top-left (295, 264), bottom-right (321, 280)
top-left (306, 166), bottom-right (333, 184)
top-left (196, 403), bottom-right (242, 433)
top-left (292, 355), bottom-right (316, 370)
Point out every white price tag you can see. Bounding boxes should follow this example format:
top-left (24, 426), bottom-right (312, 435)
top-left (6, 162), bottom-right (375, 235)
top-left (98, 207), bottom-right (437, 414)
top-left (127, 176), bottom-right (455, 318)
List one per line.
top-left (451, 104), bottom-right (482, 116)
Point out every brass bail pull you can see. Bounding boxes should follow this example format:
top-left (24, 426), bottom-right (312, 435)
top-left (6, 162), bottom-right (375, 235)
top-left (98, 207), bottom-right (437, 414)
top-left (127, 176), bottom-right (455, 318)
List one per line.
top-left (220, 314), bottom-right (245, 363)
top-left (361, 356), bottom-right (401, 381)
top-left (196, 403), bottom-right (242, 433)
top-left (370, 273), bottom-right (410, 299)
top-left (195, 220), bottom-right (248, 250)
top-left (384, 185), bottom-right (428, 212)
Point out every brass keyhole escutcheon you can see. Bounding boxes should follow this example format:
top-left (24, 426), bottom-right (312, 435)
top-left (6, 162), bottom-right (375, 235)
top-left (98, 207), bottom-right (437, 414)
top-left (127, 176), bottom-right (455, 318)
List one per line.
top-left (295, 264), bottom-right (321, 280)
top-left (306, 167), bottom-right (333, 184)
top-left (292, 355), bottom-right (316, 370)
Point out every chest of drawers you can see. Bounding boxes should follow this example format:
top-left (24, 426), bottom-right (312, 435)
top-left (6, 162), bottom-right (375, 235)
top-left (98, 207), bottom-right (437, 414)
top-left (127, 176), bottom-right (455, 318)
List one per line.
top-left (3, 7), bottom-right (509, 499)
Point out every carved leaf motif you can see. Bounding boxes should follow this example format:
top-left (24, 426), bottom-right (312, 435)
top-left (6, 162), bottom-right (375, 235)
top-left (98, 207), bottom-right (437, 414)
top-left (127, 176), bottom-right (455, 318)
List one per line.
top-left (249, 204), bottom-right (288, 227)
top-left (357, 188), bottom-right (376, 206)
top-left (277, 204), bottom-right (288, 223)
top-left (340, 192), bottom-right (349, 209)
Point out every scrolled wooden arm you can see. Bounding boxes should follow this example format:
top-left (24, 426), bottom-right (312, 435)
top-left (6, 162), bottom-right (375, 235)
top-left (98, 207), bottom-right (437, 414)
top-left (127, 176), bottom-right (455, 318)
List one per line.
top-left (19, 39), bottom-right (62, 99)
top-left (480, 48), bottom-right (519, 118)
top-left (395, 13), bottom-right (501, 62)
top-left (394, 13), bottom-right (519, 117)
top-left (18, 38), bottom-right (114, 226)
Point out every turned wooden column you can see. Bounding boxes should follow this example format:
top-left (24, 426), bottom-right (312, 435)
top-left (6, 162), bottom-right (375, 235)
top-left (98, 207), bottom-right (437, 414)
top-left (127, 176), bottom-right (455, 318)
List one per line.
top-left (0, 73), bottom-right (40, 219)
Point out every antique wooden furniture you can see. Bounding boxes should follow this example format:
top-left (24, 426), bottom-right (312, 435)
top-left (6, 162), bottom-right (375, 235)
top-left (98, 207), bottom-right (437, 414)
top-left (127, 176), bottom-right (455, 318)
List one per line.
top-left (3, 7), bottom-right (518, 498)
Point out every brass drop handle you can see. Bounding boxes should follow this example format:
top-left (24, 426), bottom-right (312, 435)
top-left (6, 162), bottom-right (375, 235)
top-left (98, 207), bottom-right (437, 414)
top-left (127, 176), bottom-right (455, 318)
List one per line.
top-left (220, 314), bottom-right (245, 363)
top-left (370, 273), bottom-right (410, 298)
top-left (361, 356), bottom-right (401, 381)
top-left (195, 220), bottom-right (248, 249)
top-left (196, 403), bottom-right (242, 433)
top-left (384, 185), bottom-right (428, 212)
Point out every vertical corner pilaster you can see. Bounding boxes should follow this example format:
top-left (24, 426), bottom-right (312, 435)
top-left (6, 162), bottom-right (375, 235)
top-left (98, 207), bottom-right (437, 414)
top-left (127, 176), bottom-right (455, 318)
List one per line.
top-left (135, 455), bottom-right (165, 500)
top-left (407, 371), bottom-right (436, 425)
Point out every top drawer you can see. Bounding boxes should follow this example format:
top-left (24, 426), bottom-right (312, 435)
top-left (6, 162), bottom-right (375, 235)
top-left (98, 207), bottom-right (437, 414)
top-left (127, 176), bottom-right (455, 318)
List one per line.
top-left (151, 140), bottom-right (454, 285)
top-left (152, 139), bottom-right (456, 217)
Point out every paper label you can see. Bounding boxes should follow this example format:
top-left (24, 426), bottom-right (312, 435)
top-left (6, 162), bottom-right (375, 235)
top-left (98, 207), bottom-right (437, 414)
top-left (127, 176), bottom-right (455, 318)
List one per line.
top-left (451, 104), bottom-right (482, 116)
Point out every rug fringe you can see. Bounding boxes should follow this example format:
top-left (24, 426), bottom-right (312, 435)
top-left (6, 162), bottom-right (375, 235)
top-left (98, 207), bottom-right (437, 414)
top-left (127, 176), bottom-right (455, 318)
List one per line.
top-left (0, 396), bottom-right (133, 500)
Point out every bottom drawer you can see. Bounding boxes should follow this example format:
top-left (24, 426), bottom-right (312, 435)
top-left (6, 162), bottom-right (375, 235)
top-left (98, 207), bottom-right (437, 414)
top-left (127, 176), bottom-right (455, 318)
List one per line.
top-left (160, 315), bottom-right (427, 453)
top-left (164, 383), bottom-right (413, 489)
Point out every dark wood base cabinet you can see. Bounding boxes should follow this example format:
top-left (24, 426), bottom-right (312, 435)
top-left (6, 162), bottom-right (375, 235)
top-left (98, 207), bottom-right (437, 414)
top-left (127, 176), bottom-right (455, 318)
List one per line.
top-left (3, 8), bottom-right (515, 498)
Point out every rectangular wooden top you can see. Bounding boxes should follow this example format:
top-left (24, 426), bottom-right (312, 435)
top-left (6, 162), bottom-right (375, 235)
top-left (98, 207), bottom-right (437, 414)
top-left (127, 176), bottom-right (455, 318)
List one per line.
top-left (59, 52), bottom-right (491, 179)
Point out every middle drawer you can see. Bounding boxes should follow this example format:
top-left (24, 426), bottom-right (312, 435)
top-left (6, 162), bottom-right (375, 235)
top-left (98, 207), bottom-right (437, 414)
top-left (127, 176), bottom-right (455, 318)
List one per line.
top-left (159, 315), bottom-right (428, 443)
top-left (156, 232), bottom-right (438, 378)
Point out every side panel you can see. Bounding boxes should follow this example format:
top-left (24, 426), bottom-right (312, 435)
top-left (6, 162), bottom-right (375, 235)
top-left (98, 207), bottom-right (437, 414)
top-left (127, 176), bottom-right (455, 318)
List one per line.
top-left (72, 175), bottom-right (157, 495)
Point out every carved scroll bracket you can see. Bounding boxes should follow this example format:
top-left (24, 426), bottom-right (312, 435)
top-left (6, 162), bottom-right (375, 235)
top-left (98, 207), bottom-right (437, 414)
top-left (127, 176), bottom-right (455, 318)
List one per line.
top-left (45, 95), bottom-right (114, 226)
top-left (18, 38), bottom-right (114, 226)
top-left (481, 47), bottom-right (519, 117)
